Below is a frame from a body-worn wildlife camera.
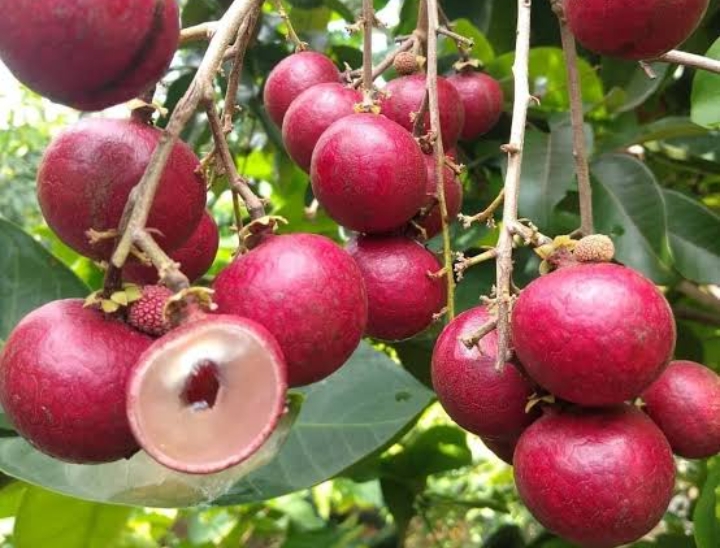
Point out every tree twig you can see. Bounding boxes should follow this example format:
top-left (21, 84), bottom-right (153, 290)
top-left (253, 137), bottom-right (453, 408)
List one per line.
top-left (351, 36), bottom-right (417, 88)
top-left (459, 189), bottom-right (505, 228)
top-left (437, 26), bottom-right (474, 49)
top-left (110, 0), bottom-right (264, 270)
top-left (361, 0), bottom-right (375, 107)
top-left (655, 49), bottom-right (720, 75)
top-left (494, 0), bottom-right (533, 369)
top-left (180, 22), bottom-right (219, 44)
top-left (426, 0), bottom-right (456, 320)
top-left (272, 0), bottom-right (307, 51)
top-left (551, 0), bottom-right (593, 236)
top-left (134, 230), bottom-right (190, 291)
top-left (676, 281), bottom-right (720, 314)
top-left (461, 318), bottom-right (498, 349)
top-left (674, 305), bottom-right (720, 326)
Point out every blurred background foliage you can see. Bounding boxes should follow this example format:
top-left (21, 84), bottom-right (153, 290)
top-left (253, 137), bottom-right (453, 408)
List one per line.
top-left (0, 0), bottom-right (719, 546)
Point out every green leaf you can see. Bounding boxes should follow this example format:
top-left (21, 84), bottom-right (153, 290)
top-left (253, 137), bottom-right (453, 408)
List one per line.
top-left (591, 154), bottom-right (676, 284)
top-left (441, 19), bottom-right (495, 65)
top-left (0, 481), bottom-right (26, 518)
top-left (691, 37), bottom-right (720, 128)
top-left (487, 47), bottom-right (605, 114)
top-left (0, 218), bottom-right (88, 340)
top-left (323, 0), bottom-right (355, 21)
top-left (15, 486), bottom-right (131, 548)
top-left (664, 190), bottom-right (720, 284)
top-left (0, 395), bottom-right (302, 508)
top-left (601, 59), bottom-right (669, 114)
top-left (694, 457), bottom-right (720, 548)
top-left (214, 343), bottom-right (434, 504)
top-left (518, 123), bottom-right (583, 233)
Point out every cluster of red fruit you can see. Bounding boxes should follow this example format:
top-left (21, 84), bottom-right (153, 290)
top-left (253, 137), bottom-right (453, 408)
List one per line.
top-left (432, 237), bottom-right (720, 548)
top-left (263, 49), bottom-right (503, 341)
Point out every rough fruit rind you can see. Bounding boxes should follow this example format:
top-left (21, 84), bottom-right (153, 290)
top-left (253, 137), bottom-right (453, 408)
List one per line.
top-left (263, 51), bottom-right (341, 127)
top-left (127, 285), bottom-right (173, 337)
top-left (311, 114), bottom-right (427, 234)
top-left (0, 0), bottom-right (180, 111)
top-left (213, 233), bottom-right (368, 387)
top-left (514, 406), bottom-right (675, 548)
top-left (37, 118), bottom-right (207, 260)
top-left (564, 0), bottom-right (710, 60)
top-left (0, 299), bottom-right (153, 463)
top-left (642, 360), bottom-right (720, 459)
top-left (347, 235), bottom-right (446, 341)
top-left (432, 306), bottom-right (537, 440)
top-left (511, 262), bottom-right (675, 406)
top-left (127, 314), bottom-right (288, 474)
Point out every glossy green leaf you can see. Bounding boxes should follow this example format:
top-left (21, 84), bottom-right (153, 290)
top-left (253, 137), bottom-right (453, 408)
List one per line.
top-left (601, 58), bottom-right (668, 114)
top-left (664, 190), bottom-right (720, 284)
top-left (691, 37), bottom-right (720, 128)
top-left (517, 124), bottom-right (580, 233)
top-left (214, 343), bottom-right (434, 504)
top-left (15, 486), bottom-right (131, 548)
top-left (0, 395), bottom-right (302, 508)
top-left (488, 47), bottom-right (604, 113)
top-left (694, 457), bottom-right (720, 548)
top-left (591, 154), bottom-right (676, 284)
top-left (0, 218), bottom-right (88, 340)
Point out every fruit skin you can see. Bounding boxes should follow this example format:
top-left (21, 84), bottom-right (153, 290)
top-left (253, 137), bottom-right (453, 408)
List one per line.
top-left (514, 406), bottom-right (675, 548)
top-left (380, 74), bottom-right (465, 148)
top-left (415, 153), bottom-right (463, 240)
top-left (511, 263), bottom-right (675, 406)
top-left (37, 118), bottom-right (206, 261)
top-left (564, 0), bottom-right (709, 60)
top-left (123, 210), bottom-right (219, 285)
top-left (127, 314), bottom-right (288, 474)
top-left (447, 72), bottom-right (504, 140)
top-left (0, 0), bottom-right (179, 111)
top-left (127, 285), bottom-right (173, 337)
top-left (263, 52), bottom-right (341, 127)
top-left (311, 114), bottom-right (427, 234)
top-left (642, 360), bottom-right (720, 459)
top-left (282, 83), bottom-right (361, 172)
top-left (213, 234), bottom-right (368, 387)
top-left (347, 235), bottom-right (446, 341)
top-left (432, 306), bottom-right (537, 440)
top-left (0, 299), bottom-right (153, 463)
top-left (482, 437), bottom-right (518, 465)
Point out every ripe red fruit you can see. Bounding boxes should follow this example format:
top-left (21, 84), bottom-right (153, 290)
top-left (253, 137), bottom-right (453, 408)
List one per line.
top-left (263, 52), bottom-right (341, 127)
top-left (127, 314), bottom-right (287, 474)
top-left (311, 114), bottom-right (427, 234)
top-left (127, 285), bottom-right (173, 337)
top-left (282, 83), bottom-right (361, 172)
top-left (642, 360), bottom-right (720, 459)
top-left (347, 235), bottom-right (446, 341)
top-left (123, 210), bottom-right (219, 285)
top-left (380, 74), bottom-right (465, 148)
top-left (0, 300), bottom-right (153, 463)
top-left (432, 306), bottom-right (537, 440)
top-left (37, 118), bottom-right (206, 261)
top-left (511, 263), bottom-right (675, 406)
top-left (514, 406), bottom-right (675, 548)
top-left (213, 234), bottom-right (368, 387)
top-left (415, 153), bottom-right (463, 239)
top-left (0, 1), bottom-right (179, 111)
top-left (564, 0), bottom-right (709, 60)
top-left (447, 72), bottom-right (504, 140)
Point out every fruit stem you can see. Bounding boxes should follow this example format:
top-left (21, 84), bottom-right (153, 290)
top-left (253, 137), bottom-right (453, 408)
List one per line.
top-left (551, 0), bottom-right (594, 236)
top-left (655, 49), bottom-right (720, 75)
top-left (222, 14), bottom-right (259, 134)
top-left (110, 0), bottom-right (264, 271)
top-left (135, 230), bottom-right (190, 291)
top-left (494, 0), bottom-right (534, 369)
top-left (350, 36), bottom-right (417, 89)
top-left (361, 0), bottom-right (375, 107)
top-left (426, 0), bottom-right (456, 320)
top-left (272, 0), bottom-right (308, 52)
top-left (458, 188), bottom-right (505, 228)
top-left (205, 96), bottom-right (266, 223)
top-left (179, 22), bottom-right (219, 45)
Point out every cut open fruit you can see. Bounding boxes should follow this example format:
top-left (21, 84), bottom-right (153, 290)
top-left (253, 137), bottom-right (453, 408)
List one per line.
top-left (127, 315), bottom-right (288, 475)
